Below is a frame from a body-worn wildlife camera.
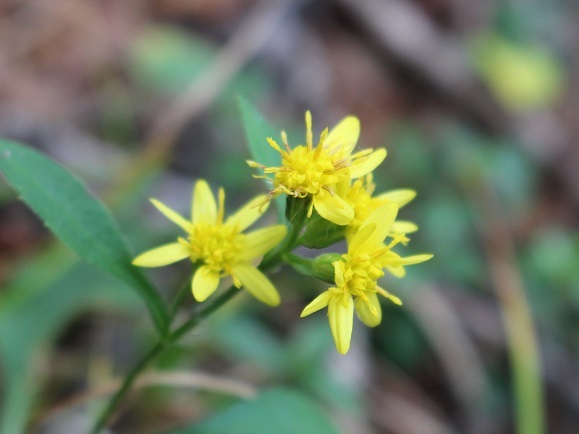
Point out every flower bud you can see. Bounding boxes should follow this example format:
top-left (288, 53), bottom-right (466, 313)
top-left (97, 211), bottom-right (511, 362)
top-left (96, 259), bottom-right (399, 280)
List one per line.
top-left (300, 213), bottom-right (345, 249)
top-left (312, 253), bottom-right (343, 283)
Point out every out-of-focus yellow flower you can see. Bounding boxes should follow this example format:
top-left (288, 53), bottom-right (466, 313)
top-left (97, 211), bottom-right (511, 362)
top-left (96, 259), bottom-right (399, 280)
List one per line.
top-left (248, 111), bottom-right (386, 226)
top-left (133, 180), bottom-right (287, 306)
top-left (472, 34), bottom-right (564, 111)
top-left (300, 203), bottom-right (432, 354)
top-left (344, 174), bottom-right (418, 240)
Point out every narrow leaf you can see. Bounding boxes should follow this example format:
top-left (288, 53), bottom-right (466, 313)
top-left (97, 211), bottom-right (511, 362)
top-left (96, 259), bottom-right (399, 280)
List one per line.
top-left (171, 388), bottom-right (340, 434)
top-left (0, 140), bottom-right (169, 334)
top-left (0, 255), bottom-right (142, 434)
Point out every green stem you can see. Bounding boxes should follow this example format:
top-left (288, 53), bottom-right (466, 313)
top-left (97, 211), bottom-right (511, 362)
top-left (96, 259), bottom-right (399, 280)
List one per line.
top-left (283, 252), bottom-right (314, 276)
top-left (90, 341), bottom-right (166, 434)
top-left (500, 286), bottom-right (544, 434)
top-left (90, 215), bottom-right (305, 432)
top-left (461, 150), bottom-right (545, 434)
top-left (90, 284), bottom-right (242, 433)
top-left (170, 285), bottom-right (242, 342)
top-left (91, 198), bottom-right (314, 432)
top-left (169, 277), bottom-right (194, 319)
top-left (260, 198), bottom-right (309, 270)
top-left (90, 285), bottom-right (242, 433)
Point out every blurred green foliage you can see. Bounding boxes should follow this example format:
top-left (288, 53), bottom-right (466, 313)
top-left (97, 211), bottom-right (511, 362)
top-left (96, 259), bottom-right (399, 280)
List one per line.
top-left (1, 4), bottom-right (578, 431)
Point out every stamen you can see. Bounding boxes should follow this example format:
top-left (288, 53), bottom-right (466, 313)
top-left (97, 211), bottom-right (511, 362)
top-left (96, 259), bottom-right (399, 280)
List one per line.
top-left (322, 185), bottom-right (335, 197)
top-left (377, 287), bottom-right (403, 305)
top-left (281, 131), bottom-right (292, 153)
top-left (371, 247), bottom-right (389, 258)
top-left (314, 127), bottom-right (329, 161)
top-left (246, 160), bottom-right (265, 168)
top-left (364, 174), bottom-right (376, 195)
top-left (251, 196), bottom-right (271, 210)
top-left (217, 188), bottom-right (225, 225)
top-left (351, 148), bottom-right (373, 159)
top-left (333, 159), bottom-right (350, 170)
top-left (358, 295), bottom-right (379, 316)
top-left (307, 201), bottom-right (315, 217)
top-left (267, 137), bottom-right (283, 153)
top-left (386, 233), bottom-right (407, 249)
top-left (305, 111), bottom-right (313, 151)
top-left (226, 267), bottom-right (241, 287)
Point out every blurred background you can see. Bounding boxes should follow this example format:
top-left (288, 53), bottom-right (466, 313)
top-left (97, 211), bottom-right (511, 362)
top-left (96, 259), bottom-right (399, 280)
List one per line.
top-left (0, 0), bottom-right (578, 433)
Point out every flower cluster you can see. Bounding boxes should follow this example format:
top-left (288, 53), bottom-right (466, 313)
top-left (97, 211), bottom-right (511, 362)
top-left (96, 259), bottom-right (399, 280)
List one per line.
top-left (134, 109), bottom-right (431, 355)
top-left (249, 112), bottom-right (432, 354)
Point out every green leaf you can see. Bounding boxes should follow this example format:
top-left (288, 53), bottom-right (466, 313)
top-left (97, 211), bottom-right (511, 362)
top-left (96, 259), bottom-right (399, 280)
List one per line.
top-left (130, 25), bottom-right (214, 95)
top-left (0, 255), bottom-right (142, 434)
top-left (0, 140), bottom-right (169, 334)
top-left (237, 96), bottom-right (285, 221)
top-left (210, 314), bottom-right (286, 373)
top-left (169, 388), bottom-right (341, 434)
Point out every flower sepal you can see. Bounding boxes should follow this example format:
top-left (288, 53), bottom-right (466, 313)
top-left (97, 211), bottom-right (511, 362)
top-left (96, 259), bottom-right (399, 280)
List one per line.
top-left (283, 253), bottom-right (314, 277)
top-left (312, 253), bottom-right (343, 283)
top-left (285, 195), bottom-right (311, 224)
top-left (284, 252), bottom-right (342, 284)
top-left (299, 212), bottom-right (345, 249)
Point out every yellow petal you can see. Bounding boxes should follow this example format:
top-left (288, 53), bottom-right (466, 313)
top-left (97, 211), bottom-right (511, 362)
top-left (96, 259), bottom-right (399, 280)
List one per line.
top-left (132, 242), bottom-right (190, 267)
top-left (377, 189), bottom-right (416, 208)
top-left (226, 195), bottom-right (270, 231)
top-left (377, 287), bottom-right (403, 305)
top-left (392, 253), bottom-right (433, 266)
top-left (313, 192), bottom-right (354, 226)
top-left (150, 199), bottom-right (191, 232)
top-left (386, 266), bottom-right (406, 278)
top-left (348, 222), bottom-right (376, 255)
top-left (328, 293), bottom-right (354, 354)
top-left (334, 172), bottom-right (351, 197)
top-left (232, 263), bottom-right (280, 306)
top-left (390, 221), bottom-right (418, 234)
top-left (359, 203), bottom-right (398, 247)
top-left (300, 291), bottom-right (332, 317)
top-left (192, 180), bottom-right (217, 224)
top-left (240, 225), bottom-right (287, 261)
top-left (333, 260), bottom-right (347, 287)
top-left (325, 116), bottom-right (360, 154)
top-left (192, 266), bottom-right (220, 302)
top-left (349, 148), bottom-right (387, 179)
top-left (355, 292), bottom-right (382, 327)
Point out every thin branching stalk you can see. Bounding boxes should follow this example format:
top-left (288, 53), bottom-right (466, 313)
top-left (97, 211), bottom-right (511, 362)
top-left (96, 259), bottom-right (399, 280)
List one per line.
top-left (91, 203), bottom-right (309, 433)
top-left (459, 151), bottom-right (545, 434)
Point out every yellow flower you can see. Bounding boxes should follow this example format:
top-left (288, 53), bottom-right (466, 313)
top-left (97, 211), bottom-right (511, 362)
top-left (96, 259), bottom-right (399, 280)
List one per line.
top-left (344, 174), bottom-right (419, 240)
top-left (133, 180), bottom-right (287, 306)
top-left (300, 203), bottom-right (432, 354)
top-left (248, 111), bottom-right (386, 226)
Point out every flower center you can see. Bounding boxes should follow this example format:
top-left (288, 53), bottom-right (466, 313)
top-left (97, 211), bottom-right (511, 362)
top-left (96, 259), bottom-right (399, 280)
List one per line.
top-left (189, 223), bottom-right (245, 274)
top-left (274, 145), bottom-right (342, 196)
top-left (338, 254), bottom-right (384, 297)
